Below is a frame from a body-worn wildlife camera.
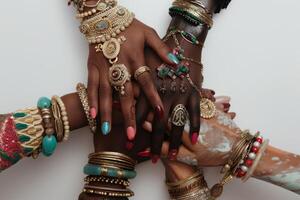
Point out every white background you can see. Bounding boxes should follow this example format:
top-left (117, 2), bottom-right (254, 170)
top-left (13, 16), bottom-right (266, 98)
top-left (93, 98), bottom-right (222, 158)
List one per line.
top-left (0, 0), bottom-right (300, 199)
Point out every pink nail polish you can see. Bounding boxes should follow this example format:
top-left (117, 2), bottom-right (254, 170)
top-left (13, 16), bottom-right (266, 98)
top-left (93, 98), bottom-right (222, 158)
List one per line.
top-left (168, 149), bottom-right (178, 161)
top-left (90, 107), bottom-right (97, 119)
top-left (191, 132), bottom-right (199, 145)
top-left (127, 126), bottom-right (136, 141)
top-left (151, 155), bottom-right (160, 164)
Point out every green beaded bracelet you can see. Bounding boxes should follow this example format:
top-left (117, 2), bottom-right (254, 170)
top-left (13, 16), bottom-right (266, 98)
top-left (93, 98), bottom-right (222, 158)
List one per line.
top-left (84, 164), bottom-right (137, 179)
top-left (169, 7), bottom-right (204, 26)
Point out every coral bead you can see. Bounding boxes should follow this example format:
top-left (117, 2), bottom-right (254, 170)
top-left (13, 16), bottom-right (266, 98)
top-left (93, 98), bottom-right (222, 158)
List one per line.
top-left (251, 146), bottom-right (259, 153)
top-left (256, 137), bottom-right (263, 144)
top-left (245, 159), bottom-right (253, 167)
top-left (236, 169), bottom-right (246, 178)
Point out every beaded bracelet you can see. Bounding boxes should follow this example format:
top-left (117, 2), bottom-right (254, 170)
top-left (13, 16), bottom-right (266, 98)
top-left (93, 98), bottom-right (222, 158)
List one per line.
top-left (37, 97), bottom-right (58, 157)
top-left (85, 176), bottom-right (130, 187)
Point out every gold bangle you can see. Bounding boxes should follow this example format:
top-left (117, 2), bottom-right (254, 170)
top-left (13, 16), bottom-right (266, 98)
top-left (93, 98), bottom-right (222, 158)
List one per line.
top-left (76, 83), bottom-right (97, 133)
top-left (84, 176), bottom-right (130, 187)
top-left (51, 99), bottom-right (64, 142)
top-left (51, 96), bottom-right (70, 141)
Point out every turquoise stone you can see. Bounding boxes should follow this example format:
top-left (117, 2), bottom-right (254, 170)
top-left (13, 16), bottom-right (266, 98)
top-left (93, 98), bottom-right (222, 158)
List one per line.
top-left (107, 168), bottom-right (118, 177)
top-left (124, 170), bottom-right (137, 179)
top-left (37, 97), bottom-right (51, 109)
top-left (19, 135), bottom-right (31, 143)
top-left (15, 123), bottom-right (28, 130)
top-left (13, 112), bottom-right (27, 118)
top-left (95, 20), bottom-right (109, 31)
top-left (84, 164), bottom-right (101, 175)
top-left (42, 135), bottom-right (57, 157)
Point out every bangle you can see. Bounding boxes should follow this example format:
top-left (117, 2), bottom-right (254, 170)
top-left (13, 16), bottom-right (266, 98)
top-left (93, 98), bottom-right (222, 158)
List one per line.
top-left (84, 164), bottom-right (137, 179)
top-left (76, 83), bottom-right (97, 133)
top-left (51, 99), bottom-right (64, 142)
top-left (85, 176), bottom-right (130, 187)
top-left (76, 0), bottom-right (117, 19)
top-left (51, 96), bottom-right (70, 141)
top-left (37, 97), bottom-right (58, 157)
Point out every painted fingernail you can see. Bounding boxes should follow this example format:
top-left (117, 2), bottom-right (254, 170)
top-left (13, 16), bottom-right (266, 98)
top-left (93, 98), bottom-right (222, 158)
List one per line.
top-left (90, 107), bottom-right (97, 119)
top-left (138, 150), bottom-right (151, 158)
top-left (126, 141), bottom-right (134, 150)
top-left (101, 122), bottom-right (110, 135)
top-left (191, 132), bottom-right (199, 145)
top-left (167, 53), bottom-right (180, 65)
top-left (155, 105), bottom-right (164, 119)
top-left (151, 154), bottom-right (160, 164)
top-left (223, 103), bottom-right (230, 109)
top-left (168, 149), bottom-right (178, 161)
top-left (127, 126), bottom-right (136, 141)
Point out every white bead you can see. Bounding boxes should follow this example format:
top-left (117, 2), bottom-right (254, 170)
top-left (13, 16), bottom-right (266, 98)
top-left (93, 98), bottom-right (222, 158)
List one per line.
top-left (120, 26), bottom-right (125, 31)
top-left (116, 29), bottom-right (121, 34)
top-left (253, 141), bottom-right (261, 148)
top-left (241, 165), bottom-right (248, 172)
top-left (239, 160), bottom-right (244, 164)
top-left (84, 13), bottom-right (89, 17)
top-left (248, 153), bottom-right (256, 160)
top-left (88, 11), bottom-right (92, 15)
top-left (111, 33), bottom-right (116, 37)
top-left (62, 116), bottom-right (68, 121)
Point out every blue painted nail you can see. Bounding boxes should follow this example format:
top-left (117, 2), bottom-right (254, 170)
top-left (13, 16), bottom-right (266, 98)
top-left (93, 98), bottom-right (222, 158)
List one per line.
top-left (101, 122), bottom-right (110, 135)
top-left (167, 53), bottom-right (180, 65)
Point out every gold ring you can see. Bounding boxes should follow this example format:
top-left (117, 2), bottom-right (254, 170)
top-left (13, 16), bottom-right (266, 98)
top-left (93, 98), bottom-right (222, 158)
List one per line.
top-left (170, 104), bottom-right (189, 127)
top-left (109, 64), bottom-right (131, 95)
top-left (134, 66), bottom-right (151, 80)
top-left (200, 98), bottom-right (216, 119)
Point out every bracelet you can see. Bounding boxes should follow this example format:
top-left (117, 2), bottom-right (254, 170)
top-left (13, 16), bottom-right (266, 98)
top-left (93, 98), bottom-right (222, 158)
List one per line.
top-left (83, 187), bottom-right (134, 198)
top-left (85, 176), bottom-right (130, 187)
top-left (51, 96), bottom-right (70, 141)
top-left (210, 131), bottom-right (267, 199)
top-left (37, 97), bottom-right (58, 157)
top-left (76, 83), bottom-right (97, 133)
top-left (76, 0), bottom-right (117, 19)
top-left (51, 99), bottom-right (64, 142)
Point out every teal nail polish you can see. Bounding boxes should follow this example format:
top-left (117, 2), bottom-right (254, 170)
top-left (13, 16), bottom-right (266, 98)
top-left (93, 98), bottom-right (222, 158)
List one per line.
top-left (167, 53), bottom-right (180, 64)
top-left (101, 122), bottom-right (110, 135)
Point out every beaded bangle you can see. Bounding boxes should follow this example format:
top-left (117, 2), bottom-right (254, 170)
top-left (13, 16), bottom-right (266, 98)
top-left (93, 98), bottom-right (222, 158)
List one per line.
top-left (51, 96), bottom-right (70, 141)
top-left (84, 164), bottom-right (137, 179)
top-left (37, 97), bottom-right (58, 157)
top-left (85, 176), bottom-right (130, 187)
top-left (76, 0), bottom-right (117, 19)
top-left (76, 83), bottom-right (97, 133)
top-left (83, 187), bottom-right (134, 198)
top-left (51, 99), bottom-right (64, 142)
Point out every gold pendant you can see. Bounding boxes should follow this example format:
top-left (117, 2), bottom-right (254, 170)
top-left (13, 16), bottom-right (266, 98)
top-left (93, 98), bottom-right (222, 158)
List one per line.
top-left (210, 183), bottom-right (223, 198)
top-left (200, 98), bottom-right (216, 119)
top-left (102, 38), bottom-right (121, 59)
top-left (109, 64), bottom-right (131, 95)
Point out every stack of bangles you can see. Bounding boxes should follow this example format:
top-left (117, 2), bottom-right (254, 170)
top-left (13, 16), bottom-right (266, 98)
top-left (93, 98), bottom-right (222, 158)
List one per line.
top-left (166, 170), bottom-right (211, 200)
top-left (210, 130), bottom-right (269, 199)
top-left (70, 0), bottom-right (136, 96)
top-left (82, 151), bottom-right (137, 198)
top-left (12, 95), bottom-right (70, 159)
top-left (169, 0), bottom-right (213, 27)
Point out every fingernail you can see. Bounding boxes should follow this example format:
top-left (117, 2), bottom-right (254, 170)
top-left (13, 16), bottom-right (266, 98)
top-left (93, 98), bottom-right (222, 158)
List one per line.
top-left (223, 103), bottom-right (230, 109)
top-left (151, 154), bottom-right (160, 164)
top-left (167, 53), bottom-right (180, 65)
top-left (127, 126), bottom-right (136, 141)
top-left (191, 132), bottom-right (199, 145)
top-left (90, 107), bottom-right (97, 119)
top-left (168, 149), bottom-right (178, 161)
top-left (101, 122), bottom-right (110, 135)
top-left (211, 90), bottom-right (216, 95)
top-left (138, 150), bottom-right (151, 158)
top-left (126, 141), bottom-right (134, 150)
top-left (155, 105), bottom-right (164, 119)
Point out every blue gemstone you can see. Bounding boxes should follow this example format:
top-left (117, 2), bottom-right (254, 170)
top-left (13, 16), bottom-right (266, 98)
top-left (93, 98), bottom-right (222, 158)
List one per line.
top-left (42, 135), bottom-right (57, 157)
top-left (37, 97), bottom-right (51, 109)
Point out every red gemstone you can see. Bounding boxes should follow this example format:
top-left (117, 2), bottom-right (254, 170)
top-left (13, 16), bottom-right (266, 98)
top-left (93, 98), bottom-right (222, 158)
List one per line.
top-left (236, 169), bottom-right (246, 178)
top-left (245, 159), bottom-right (253, 167)
top-left (256, 137), bottom-right (263, 144)
top-left (251, 147), bottom-right (259, 153)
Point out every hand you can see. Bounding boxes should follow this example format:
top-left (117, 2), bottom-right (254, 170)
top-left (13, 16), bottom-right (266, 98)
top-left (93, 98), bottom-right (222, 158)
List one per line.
top-left (87, 18), bottom-right (176, 141)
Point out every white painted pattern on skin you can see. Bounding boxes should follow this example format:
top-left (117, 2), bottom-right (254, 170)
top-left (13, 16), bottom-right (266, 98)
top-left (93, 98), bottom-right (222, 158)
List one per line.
top-left (262, 170), bottom-right (300, 194)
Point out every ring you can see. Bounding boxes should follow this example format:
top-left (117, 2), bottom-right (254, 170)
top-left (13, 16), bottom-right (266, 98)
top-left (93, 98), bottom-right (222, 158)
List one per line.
top-left (134, 66), bottom-right (151, 80)
top-left (170, 104), bottom-right (189, 127)
top-left (109, 64), bottom-right (131, 95)
top-left (200, 98), bottom-right (216, 119)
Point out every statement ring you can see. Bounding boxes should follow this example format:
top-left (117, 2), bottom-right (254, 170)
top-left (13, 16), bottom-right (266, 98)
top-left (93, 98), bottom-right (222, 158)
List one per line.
top-left (109, 64), bottom-right (131, 95)
top-left (134, 66), bottom-right (151, 80)
top-left (170, 104), bottom-right (189, 127)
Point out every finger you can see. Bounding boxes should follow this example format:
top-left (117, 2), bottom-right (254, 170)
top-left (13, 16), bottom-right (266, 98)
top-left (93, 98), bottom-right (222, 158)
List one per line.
top-left (150, 115), bottom-right (165, 164)
top-left (144, 28), bottom-right (178, 65)
top-left (134, 63), bottom-right (164, 120)
top-left (135, 93), bottom-right (150, 125)
top-left (188, 91), bottom-right (201, 145)
top-left (98, 61), bottom-right (112, 136)
top-left (87, 65), bottom-right (100, 119)
top-left (142, 112), bottom-right (154, 132)
top-left (119, 78), bottom-right (136, 141)
top-left (168, 103), bottom-right (187, 161)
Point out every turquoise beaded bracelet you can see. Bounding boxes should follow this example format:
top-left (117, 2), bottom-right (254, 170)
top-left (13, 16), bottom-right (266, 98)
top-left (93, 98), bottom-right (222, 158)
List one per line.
top-left (84, 164), bottom-right (137, 179)
top-left (37, 97), bottom-right (58, 157)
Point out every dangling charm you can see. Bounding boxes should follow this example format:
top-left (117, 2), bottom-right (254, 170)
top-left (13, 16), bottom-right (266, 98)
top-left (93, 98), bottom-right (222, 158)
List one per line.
top-left (200, 98), bottom-right (216, 119)
top-left (108, 64), bottom-right (131, 95)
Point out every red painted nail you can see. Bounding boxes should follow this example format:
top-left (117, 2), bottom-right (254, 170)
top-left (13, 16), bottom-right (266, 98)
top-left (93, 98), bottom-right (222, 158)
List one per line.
top-left (155, 106), bottom-right (164, 119)
top-left (191, 132), bottom-right (199, 145)
top-left (151, 155), bottom-right (160, 164)
top-left (127, 126), bottom-right (136, 141)
top-left (90, 107), bottom-right (97, 119)
top-left (126, 141), bottom-right (134, 150)
top-left (137, 150), bottom-right (151, 158)
top-left (168, 149), bottom-right (178, 161)
top-left (223, 103), bottom-right (230, 109)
